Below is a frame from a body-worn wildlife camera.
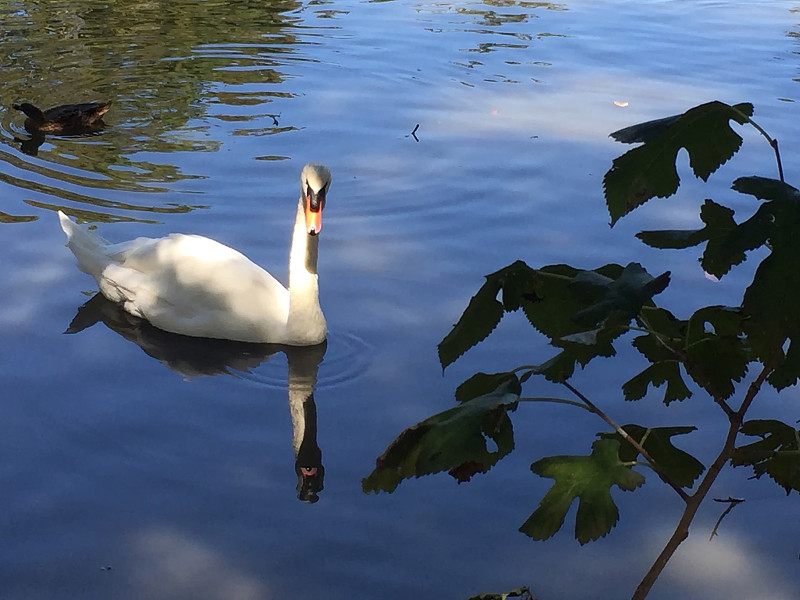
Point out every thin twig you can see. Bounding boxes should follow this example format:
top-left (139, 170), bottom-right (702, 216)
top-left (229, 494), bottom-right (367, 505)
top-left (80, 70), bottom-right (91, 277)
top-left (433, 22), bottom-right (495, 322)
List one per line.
top-left (411, 123), bottom-right (420, 142)
top-left (709, 497), bottom-right (745, 541)
top-left (741, 113), bottom-right (784, 183)
top-left (561, 381), bottom-right (690, 502)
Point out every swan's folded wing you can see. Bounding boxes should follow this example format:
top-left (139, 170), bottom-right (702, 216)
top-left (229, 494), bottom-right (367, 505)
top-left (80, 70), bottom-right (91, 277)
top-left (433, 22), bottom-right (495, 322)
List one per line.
top-left (102, 233), bottom-right (291, 341)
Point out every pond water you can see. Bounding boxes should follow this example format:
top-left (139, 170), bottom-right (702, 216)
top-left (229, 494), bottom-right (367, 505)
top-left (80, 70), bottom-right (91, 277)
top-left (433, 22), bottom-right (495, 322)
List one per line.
top-left (1, 1), bottom-right (799, 599)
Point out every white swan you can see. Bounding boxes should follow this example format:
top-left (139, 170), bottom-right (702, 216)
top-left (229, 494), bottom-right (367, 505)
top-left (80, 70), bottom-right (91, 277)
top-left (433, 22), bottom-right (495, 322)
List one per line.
top-left (58, 163), bottom-right (331, 345)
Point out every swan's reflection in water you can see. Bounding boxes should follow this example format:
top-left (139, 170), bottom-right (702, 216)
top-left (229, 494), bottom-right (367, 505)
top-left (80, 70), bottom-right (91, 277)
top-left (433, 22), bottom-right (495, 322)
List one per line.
top-left (67, 293), bottom-right (327, 503)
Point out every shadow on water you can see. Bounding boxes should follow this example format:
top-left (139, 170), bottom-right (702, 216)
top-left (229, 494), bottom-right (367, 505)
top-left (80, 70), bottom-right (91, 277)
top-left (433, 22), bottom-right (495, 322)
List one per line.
top-left (67, 292), bottom-right (328, 503)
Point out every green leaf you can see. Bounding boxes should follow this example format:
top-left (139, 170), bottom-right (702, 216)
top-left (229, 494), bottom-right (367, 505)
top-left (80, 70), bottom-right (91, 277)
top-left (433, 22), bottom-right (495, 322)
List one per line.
top-left (440, 262), bottom-right (639, 384)
top-left (733, 175), bottom-right (800, 202)
top-left (733, 179), bottom-right (800, 388)
top-left (362, 380), bottom-right (520, 494)
top-left (604, 101), bottom-right (753, 225)
top-left (683, 306), bottom-right (750, 399)
top-left (438, 260), bottom-right (537, 369)
top-left (626, 307), bottom-right (694, 403)
top-left (732, 420), bottom-right (800, 494)
top-left (601, 425), bottom-right (705, 488)
top-left (569, 262), bottom-right (670, 327)
top-left (610, 112), bottom-right (683, 144)
top-left (636, 227), bottom-right (706, 250)
top-left (622, 361), bottom-right (692, 404)
top-left (520, 439), bottom-right (645, 544)
top-left (637, 197), bottom-right (772, 279)
top-left (698, 200), bottom-right (754, 277)
top-left (455, 371), bottom-right (520, 403)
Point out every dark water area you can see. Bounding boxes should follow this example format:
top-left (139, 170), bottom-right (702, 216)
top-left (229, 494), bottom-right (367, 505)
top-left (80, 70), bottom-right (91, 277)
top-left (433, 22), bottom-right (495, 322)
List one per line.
top-left (1, 1), bottom-right (800, 599)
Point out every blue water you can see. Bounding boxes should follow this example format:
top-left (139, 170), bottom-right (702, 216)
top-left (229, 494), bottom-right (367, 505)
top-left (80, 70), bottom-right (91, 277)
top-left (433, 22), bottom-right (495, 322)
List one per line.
top-left (1, 1), bottom-right (799, 599)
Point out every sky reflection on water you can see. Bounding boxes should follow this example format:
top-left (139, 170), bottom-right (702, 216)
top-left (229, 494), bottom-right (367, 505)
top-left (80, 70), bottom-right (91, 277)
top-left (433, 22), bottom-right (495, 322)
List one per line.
top-left (1, 1), bottom-right (800, 599)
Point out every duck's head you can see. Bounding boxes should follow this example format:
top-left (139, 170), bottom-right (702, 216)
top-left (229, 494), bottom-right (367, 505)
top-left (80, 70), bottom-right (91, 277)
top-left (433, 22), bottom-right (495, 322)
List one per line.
top-left (301, 163), bottom-right (331, 236)
top-left (12, 103), bottom-right (44, 122)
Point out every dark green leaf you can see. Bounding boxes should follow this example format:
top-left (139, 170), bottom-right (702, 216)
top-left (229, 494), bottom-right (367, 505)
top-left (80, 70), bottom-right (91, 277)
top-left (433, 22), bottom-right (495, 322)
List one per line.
top-left (698, 200), bottom-right (751, 277)
top-left (438, 274), bottom-right (504, 370)
top-left (604, 101), bottom-right (753, 225)
top-left (636, 228), bottom-right (706, 250)
top-left (520, 439), bottom-right (645, 544)
top-left (637, 197), bottom-right (772, 279)
top-left (438, 261), bottom-right (537, 369)
top-left (683, 306), bottom-right (750, 399)
top-left (601, 424), bottom-right (705, 488)
top-left (733, 181), bottom-right (800, 388)
top-left (610, 113), bottom-right (683, 144)
top-left (455, 371), bottom-right (520, 403)
top-left (622, 361), bottom-right (692, 403)
top-left (732, 175), bottom-right (800, 201)
top-left (732, 420), bottom-right (800, 494)
top-left (362, 380), bottom-right (520, 494)
top-left (569, 263), bottom-right (670, 328)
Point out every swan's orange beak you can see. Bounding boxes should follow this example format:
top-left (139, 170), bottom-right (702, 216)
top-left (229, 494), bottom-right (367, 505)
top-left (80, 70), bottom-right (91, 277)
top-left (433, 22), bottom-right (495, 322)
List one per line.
top-left (305, 187), bottom-right (325, 236)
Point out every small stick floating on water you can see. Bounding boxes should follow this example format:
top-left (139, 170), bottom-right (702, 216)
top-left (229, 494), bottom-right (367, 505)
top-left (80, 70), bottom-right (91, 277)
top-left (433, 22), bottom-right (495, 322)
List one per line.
top-left (411, 123), bottom-right (420, 142)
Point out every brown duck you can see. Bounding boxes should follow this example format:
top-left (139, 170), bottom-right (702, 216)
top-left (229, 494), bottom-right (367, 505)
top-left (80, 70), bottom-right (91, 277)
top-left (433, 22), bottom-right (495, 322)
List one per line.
top-left (12, 101), bottom-right (111, 134)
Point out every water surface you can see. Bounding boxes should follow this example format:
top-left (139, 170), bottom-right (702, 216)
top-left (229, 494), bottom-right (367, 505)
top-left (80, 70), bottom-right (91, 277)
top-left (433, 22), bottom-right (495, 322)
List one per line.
top-left (1, 1), bottom-right (799, 599)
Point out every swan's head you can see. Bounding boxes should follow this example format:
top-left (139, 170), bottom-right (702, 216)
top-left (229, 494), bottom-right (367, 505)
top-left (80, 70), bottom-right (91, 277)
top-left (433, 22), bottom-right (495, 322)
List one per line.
top-left (301, 163), bottom-right (331, 236)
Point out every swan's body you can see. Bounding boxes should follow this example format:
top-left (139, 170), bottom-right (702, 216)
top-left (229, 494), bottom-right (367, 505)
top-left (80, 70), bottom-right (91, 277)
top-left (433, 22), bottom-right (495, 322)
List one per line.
top-left (58, 163), bottom-right (331, 345)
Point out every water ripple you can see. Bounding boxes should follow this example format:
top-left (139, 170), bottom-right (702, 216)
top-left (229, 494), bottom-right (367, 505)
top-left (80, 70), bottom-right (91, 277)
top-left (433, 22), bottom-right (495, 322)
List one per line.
top-left (236, 331), bottom-right (372, 391)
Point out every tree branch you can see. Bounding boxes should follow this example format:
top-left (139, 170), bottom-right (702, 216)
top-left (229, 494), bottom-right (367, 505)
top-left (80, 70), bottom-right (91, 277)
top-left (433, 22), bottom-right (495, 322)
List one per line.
top-left (561, 381), bottom-right (690, 502)
top-left (630, 360), bottom-right (772, 600)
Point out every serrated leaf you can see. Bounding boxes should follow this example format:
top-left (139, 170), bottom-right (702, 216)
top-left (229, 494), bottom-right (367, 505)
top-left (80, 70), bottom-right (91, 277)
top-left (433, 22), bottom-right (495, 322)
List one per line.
top-left (698, 200), bottom-right (752, 277)
top-left (438, 276), bottom-right (504, 370)
top-left (604, 101), bottom-right (753, 225)
top-left (362, 380), bottom-right (520, 494)
top-left (626, 308), bottom-right (693, 403)
top-left (732, 419), bottom-right (800, 494)
top-left (438, 261), bottom-right (537, 369)
top-left (441, 262), bottom-right (639, 384)
top-left (733, 179), bottom-right (800, 388)
top-left (520, 439), bottom-right (645, 544)
top-left (683, 306), bottom-right (750, 399)
top-left (601, 425), bottom-right (705, 488)
top-left (637, 197), bottom-right (771, 279)
top-left (622, 361), bottom-right (692, 404)
top-left (569, 263), bottom-right (671, 328)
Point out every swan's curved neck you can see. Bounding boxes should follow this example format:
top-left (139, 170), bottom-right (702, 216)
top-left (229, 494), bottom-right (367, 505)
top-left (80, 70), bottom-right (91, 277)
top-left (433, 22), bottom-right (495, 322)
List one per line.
top-left (286, 199), bottom-right (325, 344)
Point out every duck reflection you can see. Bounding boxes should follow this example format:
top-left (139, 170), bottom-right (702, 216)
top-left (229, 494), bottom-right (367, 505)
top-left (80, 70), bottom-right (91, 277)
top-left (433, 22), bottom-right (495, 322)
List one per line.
top-left (12, 101), bottom-right (111, 157)
top-left (66, 293), bottom-right (327, 503)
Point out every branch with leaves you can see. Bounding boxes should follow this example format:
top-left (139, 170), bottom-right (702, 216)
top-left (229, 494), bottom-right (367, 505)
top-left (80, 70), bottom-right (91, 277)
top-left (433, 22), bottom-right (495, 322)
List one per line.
top-left (363, 101), bottom-right (800, 600)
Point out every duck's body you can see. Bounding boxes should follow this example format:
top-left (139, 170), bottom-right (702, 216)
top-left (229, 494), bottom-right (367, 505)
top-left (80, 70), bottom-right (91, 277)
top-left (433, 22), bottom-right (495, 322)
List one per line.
top-left (58, 163), bottom-right (331, 345)
top-left (13, 101), bottom-right (111, 134)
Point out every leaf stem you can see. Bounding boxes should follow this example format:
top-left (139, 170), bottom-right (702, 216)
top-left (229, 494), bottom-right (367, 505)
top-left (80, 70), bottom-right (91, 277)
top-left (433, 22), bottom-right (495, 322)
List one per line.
top-left (561, 381), bottom-right (690, 502)
top-left (517, 396), bottom-right (592, 411)
top-left (743, 114), bottom-right (784, 183)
